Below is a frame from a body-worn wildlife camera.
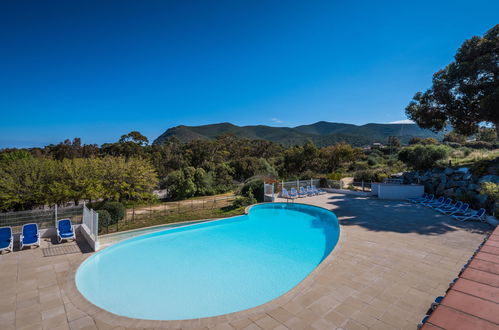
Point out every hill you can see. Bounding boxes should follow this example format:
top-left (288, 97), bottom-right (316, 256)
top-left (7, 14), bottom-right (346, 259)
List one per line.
top-left (153, 121), bottom-right (443, 147)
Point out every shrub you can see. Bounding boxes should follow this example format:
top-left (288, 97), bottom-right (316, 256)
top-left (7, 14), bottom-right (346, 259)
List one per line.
top-left (240, 179), bottom-right (264, 202)
top-left (367, 156), bottom-right (381, 166)
top-left (101, 201), bottom-right (125, 224)
top-left (232, 188), bottom-right (257, 208)
top-left (327, 172), bottom-right (343, 180)
top-left (96, 209), bottom-right (111, 232)
top-left (353, 169), bottom-right (389, 182)
top-left (398, 144), bottom-right (451, 170)
top-left (464, 141), bottom-right (494, 150)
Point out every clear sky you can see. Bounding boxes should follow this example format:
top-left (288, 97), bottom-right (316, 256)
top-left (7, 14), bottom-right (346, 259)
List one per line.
top-left (1, 0), bottom-right (498, 148)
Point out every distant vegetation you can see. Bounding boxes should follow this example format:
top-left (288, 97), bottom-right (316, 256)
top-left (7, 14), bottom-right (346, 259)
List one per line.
top-left (153, 121), bottom-right (443, 147)
top-left (2, 127), bottom-right (496, 213)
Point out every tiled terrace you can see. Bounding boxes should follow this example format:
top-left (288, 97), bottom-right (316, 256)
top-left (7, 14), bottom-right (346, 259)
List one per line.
top-left (0, 193), bottom-right (493, 330)
top-left (421, 225), bottom-right (499, 330)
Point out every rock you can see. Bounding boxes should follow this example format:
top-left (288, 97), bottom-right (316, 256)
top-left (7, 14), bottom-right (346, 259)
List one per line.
top-left (425, 183), bottom-right (435, 194)
top-left (455, 188), bottom-right (467, 198)
top-left (445, 181), bottom-right (455, 189)
top-left (475, 194), bottom-right (488, 205)
top-left (444, 167), bottom-right (454, 175)
top-left (444, 188), bottom-right (455, 197)
top-left (453, 181), bottom-right (467, 187)
top-left (467, 183), bottom-right (479, 191)
top-left (436, 183), bottom-right (446, 195)
top-left (478, 175), bottom-right (499, 184)
top-left (439, 174), bottom-right (447, 183)
top-left (464, 173), bottom-right (473, 181)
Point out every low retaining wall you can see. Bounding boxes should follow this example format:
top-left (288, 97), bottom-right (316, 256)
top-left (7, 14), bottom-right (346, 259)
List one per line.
top-left (324, 188), bottom-right (372, 197)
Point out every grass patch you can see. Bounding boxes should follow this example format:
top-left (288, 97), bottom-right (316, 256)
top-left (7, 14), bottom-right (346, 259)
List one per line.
top-left (101, 204), bottom-right (245, 234)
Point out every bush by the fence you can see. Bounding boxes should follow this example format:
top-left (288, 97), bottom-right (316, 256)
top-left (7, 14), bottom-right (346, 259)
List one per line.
top-left (241, 179), bottom-right (264, 202)
top-left (101, 202), bottom-right (125, 224)
top-left (96, 209), bottom-right (111, 232)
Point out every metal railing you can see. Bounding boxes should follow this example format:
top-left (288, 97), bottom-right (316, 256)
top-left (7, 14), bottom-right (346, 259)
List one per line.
top-left (0, 205), bottom-right (83, 230)
top-left (82, 205), bottom-right (99, 241)
top-left (272, 179), bottom-right (372, 197)
top-left (124, 195), bottom-right (237, 223)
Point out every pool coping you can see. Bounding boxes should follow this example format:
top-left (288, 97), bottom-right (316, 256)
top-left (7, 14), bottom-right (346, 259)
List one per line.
top-left (64, 202), bottom-right (345, 328)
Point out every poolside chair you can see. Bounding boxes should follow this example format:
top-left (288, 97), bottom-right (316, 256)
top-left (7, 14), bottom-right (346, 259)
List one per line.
top-left (429, 198), bottom-right (452, 209)
top-left (298, 187), bottom-right (308, 198)
top-left (0, 226), bottom-right (13, 254)
top-left (312, 185), bottom-right (326, 195)
top-left (408, 193), bottom-right (428, 203)
top-left (281, 188), bottom-right (292, 199)
top-left (306, 186), bottom-right (315, 196)
top-left (436, 201), bottom-right (461, 213)
top-left (421, 196), bottom-right (444, 207)
top-left (414, 194), bottom-right (434, 204)
top-left (57, 219), bottom-right (76, 243)
top-left (20, 223), bottom-right (40, 250)
top-left (444, 203), bottom-right (469, 216)
top-left (453, 208), bottom-right (487, 222)
top-left (290, 188), bottom-right (300, 198)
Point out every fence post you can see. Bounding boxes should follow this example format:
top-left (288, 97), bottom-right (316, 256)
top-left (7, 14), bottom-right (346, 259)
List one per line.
top-left (362, 180), bottom-right (365, 191)
top-left (54, 204), bottom-right (58, 226)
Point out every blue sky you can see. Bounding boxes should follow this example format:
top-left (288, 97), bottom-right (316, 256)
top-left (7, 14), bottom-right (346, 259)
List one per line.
top-left (1, 0), bottom-right (498, 147)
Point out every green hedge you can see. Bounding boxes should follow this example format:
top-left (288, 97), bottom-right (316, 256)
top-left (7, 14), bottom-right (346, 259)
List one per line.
top-left (97, 209), bottom-right (111, 232)
top-left (101, 202), bottom-right (125, 224)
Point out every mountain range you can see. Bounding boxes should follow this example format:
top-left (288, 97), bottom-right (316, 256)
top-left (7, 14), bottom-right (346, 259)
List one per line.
top-left (153, 121), bottom-right (443, 147)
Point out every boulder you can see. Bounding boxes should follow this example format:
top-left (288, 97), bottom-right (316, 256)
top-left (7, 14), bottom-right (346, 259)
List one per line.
top-left (443, 188), bottom-right (455, 197)
top-left (436, 183), bottom-right (446, 195)
top-left (453, 181), bottom-right (467, 188)
top-left (445, 181), bottom-right (456, 189)
top-left (451, 172), bottom-right (464, 180)
top-left (455, 188), bottom-right (467, 198)
top-left (475, 194), bottom-right (488, 206)
top-left (424, 183), bottom-right (435, 194)
top-left (467, 183), bottom-right (479, 191)
top-left (478, 175), bottom-right (499, 184)
top-left (444, 167), bottom-right (454, 175)
top-left (463, 173), bottom-right (473, 181)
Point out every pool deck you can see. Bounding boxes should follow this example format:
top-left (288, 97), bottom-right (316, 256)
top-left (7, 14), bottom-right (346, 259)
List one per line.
top-left (0, 193), bottom-right (493, 330)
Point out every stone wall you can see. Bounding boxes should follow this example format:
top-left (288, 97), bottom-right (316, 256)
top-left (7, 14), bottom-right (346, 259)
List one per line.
top-left (402, 167), bottom-right (499, 211)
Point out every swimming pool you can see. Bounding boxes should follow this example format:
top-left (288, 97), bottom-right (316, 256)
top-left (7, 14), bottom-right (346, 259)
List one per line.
top-left (76, 203), bottom-right (340, 320)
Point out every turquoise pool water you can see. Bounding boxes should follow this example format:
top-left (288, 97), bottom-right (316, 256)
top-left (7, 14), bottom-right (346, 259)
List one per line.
top-left (76, 203), bottom-right (340, 320)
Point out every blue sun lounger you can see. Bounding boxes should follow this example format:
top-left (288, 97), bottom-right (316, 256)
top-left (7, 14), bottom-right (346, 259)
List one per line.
top-left (20, 223), bottom-right (40, 250)
top-left (57, 219), bottom-right (76, 243)
top-left (414, 194), bottom-right (434, 204)
top-left (312, 185), bottom-right (326, 195)
top-left (428, 198), bottom-right (452, 209)
top-left (436, 201), bottom-right (462, 214)
top-left (453, 208), bottom-right (487, 222)
top-left (422, 196), bottom-right (444, 207)
top-left (298, 187), bottom-right (308, 198)
top-left (408, 193), bottom-right (429, 203)
top-left (0, 226), bottom-right (13, 253)
top-left (444, 203), bottom-right (469, 216)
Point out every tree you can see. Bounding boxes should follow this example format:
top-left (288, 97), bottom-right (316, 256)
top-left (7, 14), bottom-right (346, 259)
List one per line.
top-left (406, 25), bottom-right (499, 137)
top-left (387, 136), bottom-right (401, 148)
top-left (119, 131), bottom-right (149, 146)
top-left (408, 137), bottom-right (422, 145)
top-left (476, 127), bottom-right (497, 142)
top-left (443, 132), bottom-right (466, 144)
top-left (398, 145), bottom-right (451, 170)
